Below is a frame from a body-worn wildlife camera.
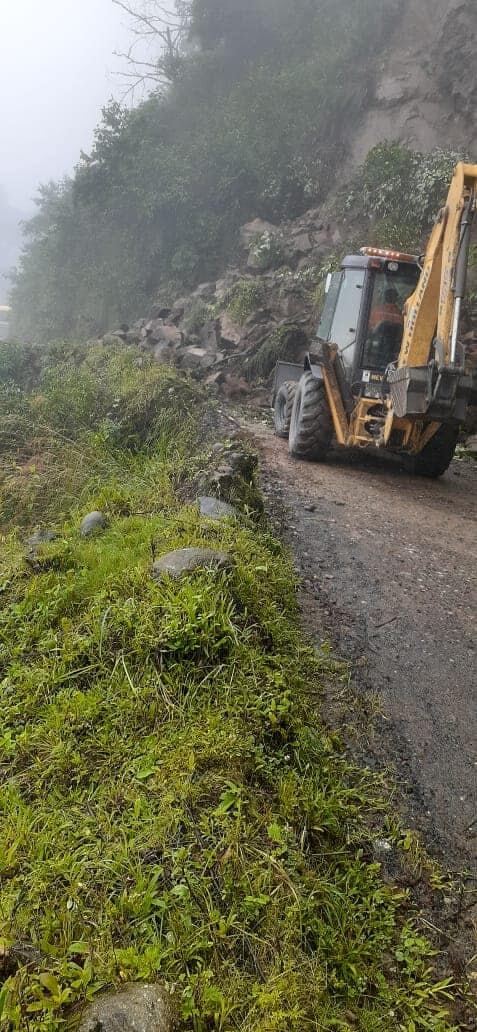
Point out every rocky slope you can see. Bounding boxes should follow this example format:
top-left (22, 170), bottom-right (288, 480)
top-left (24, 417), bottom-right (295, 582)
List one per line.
top-left (101, 209), bottom-right (342, 407)
top-left (93, 0), bottom-right (477, 408)
top-left (349, 0), bottom-right (477, 166)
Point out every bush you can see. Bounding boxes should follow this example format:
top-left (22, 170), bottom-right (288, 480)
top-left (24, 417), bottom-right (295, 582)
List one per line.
top-left (0, 345), bottom-right (203, 528)
top-left (226, 280), bottom-right (265, 324)
top-left (345, 143), bottom-right (466, 250)
top-left (245, 325), bottom-right (307, 382)
top-left (0, 336), bottom-right (460, 1031)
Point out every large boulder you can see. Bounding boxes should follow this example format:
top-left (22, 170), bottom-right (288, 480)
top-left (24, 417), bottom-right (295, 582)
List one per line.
top-left (240, 218), bottom-right (278, 250)
top-left (80, 511), bottom-right (108, 538)
top-left (290, 231), bottom-right (313, 256)
top-left (179, 346), bottom-right (215, 371)
top-left (144, 320), bottom-right (183, 347)
top-left (78, 984), bottom-right (176, 1032)
top-left (152, 548), bottom-right (231, 581)
top-left (198, 497), bottom-right (237, 520)
top-left (199, 320), bottom-right (221, 352)
top-left (218, 313), bottom-right (243, 348)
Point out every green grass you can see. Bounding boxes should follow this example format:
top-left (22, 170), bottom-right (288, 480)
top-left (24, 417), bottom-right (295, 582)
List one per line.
top-left (0, 347), bottom-right (459, 1031)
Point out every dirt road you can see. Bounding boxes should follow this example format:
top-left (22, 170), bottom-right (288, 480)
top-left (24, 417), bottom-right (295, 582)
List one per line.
top-left (250, 423), bottom-right (477, 870)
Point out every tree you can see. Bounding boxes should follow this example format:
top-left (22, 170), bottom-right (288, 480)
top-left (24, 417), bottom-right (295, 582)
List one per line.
top-left (112, 0), bottom-right (191, 95)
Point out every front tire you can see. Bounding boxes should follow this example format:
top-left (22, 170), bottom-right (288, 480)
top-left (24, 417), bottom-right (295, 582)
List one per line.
top-left (409, 424), bottom-right (459, 478)
top-left (274, 380), bottom-right (298, 438)
top-left (289, 372), bottom-right (333, 461)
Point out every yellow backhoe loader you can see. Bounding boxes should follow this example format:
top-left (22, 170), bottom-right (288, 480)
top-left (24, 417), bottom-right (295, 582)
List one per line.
top-left (273, 162), bottom-right (477, 476)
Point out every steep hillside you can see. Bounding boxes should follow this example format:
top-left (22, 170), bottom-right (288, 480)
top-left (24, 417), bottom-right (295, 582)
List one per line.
top-left (9, 0), bottom-right (477, 343)
top-left (349, 0), bottom-right (477, 166)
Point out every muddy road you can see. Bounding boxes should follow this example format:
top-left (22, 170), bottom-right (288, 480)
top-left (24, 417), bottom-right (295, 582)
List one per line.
top-left (250, 423), bottom-right (477, 870)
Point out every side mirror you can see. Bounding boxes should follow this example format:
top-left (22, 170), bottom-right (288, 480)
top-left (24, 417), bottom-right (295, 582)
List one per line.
top-left (325, 273), bottom-right (332, 294)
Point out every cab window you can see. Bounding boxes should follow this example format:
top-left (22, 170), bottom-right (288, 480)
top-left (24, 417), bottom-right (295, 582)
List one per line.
top-left (326, 268), bottom-right (366, 373)
top-left (362, 265), bottom-right (420, 371)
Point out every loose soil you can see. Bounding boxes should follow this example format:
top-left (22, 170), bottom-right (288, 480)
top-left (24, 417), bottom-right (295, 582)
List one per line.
top-left (247, 420), bottom-right (477, 874)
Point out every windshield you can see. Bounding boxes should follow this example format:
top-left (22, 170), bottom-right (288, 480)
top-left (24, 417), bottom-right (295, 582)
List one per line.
top-left (362, 264), bottom-right (420, 371)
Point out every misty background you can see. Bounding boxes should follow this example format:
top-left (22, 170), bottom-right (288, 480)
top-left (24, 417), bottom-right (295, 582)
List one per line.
top-left (0, 0), bottom-right (137, 301)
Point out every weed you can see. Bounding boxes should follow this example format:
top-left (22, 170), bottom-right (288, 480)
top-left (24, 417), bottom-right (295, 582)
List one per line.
top-left (226, 282), bottom-right (265, 325)
top-left (0, 347), bottom-right (460, 1031)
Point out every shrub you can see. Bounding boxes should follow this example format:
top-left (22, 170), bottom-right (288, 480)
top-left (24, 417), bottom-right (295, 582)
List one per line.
top-left (345, 143), bottom-right (466, 250)
top-left (226, 280), bottom-right (265, 324)
top-left (245, 325), bottom-right (307, 381)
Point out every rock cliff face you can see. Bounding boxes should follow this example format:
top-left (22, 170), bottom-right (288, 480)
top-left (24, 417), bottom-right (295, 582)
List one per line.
top-left (350, 0), bottom-right (477, 166)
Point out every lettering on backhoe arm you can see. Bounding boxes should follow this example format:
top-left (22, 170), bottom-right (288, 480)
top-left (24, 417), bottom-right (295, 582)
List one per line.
top-left (363, 371), bottom-right (384, 383)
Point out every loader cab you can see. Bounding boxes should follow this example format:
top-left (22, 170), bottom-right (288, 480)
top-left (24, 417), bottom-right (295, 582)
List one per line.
top-left (317, 249), bottom-right (420, 398)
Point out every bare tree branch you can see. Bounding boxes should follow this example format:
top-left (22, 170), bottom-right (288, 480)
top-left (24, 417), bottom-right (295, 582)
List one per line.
top-left (112, 0), bottom-right (191, 98)
top-left (112, 0), bottom-right (183, 31)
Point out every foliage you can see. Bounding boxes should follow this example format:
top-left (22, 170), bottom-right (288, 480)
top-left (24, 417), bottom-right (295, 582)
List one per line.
top-left (226, 280), bottom-right (265, 324)
top-left (0, 347), bottom-right (460, 1031)
top-left (0, 344), bottom-right (201, 528)
top-left (345, 143), bottom-right (467, 251)
top-left (183, 302), bottom-right (215, 335)
top-left (244, 325), bottom-right (307, 382)
top-left (248, 232), bottom-right (285, 273)
top-left (10, 0), bottom-right (400, 342)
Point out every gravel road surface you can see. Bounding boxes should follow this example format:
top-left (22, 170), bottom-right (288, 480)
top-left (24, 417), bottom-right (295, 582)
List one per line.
top-left (250, 424), bottom-right (477, 871)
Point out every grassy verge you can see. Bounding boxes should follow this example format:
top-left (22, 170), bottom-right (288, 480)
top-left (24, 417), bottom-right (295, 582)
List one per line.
top-left (0, 343), bottom-right (458, 1030)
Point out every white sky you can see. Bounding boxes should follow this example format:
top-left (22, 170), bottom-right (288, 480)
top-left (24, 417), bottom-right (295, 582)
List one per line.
top-left (0, 0), bottom-right (135, 211)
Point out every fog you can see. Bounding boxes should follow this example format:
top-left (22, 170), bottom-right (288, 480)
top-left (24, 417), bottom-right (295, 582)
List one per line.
top-left (0, 0), bottom-right (135, 212)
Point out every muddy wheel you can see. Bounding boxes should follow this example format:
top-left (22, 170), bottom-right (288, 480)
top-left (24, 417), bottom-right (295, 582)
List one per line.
top-left (289, 371), bottom-right (333, 461)
top-left (409, 424), bottom-right (459, 478)
top-left (274, 380), bottom-right (298, 438)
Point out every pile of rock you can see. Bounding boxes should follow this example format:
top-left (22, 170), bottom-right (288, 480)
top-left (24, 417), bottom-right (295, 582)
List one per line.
top-left (100, 206), bottom-right (344, 405)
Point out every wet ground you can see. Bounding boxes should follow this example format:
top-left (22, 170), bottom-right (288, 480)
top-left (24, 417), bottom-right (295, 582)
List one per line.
top-left (248, 422), bottom-right (477, 872)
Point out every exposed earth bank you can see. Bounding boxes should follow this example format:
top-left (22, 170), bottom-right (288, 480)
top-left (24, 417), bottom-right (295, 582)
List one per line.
top-left (247, 421), bottom-right (477, 871)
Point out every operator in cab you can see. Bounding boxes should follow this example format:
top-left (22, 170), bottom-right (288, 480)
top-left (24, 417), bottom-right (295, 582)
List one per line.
top-left (369, 287), bottom-right (403, 332)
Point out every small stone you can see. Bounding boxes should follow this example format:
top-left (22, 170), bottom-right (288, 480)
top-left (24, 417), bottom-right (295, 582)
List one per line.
top-left (304, 504), bottom-right (316, 513)
top-left (80, 511), bottom-right (108, 538)
top-left (198, 497), bottom-right (237, 520)
top-left (27, 529), bottom-right (59, 549)
top-left (78, 983), bottom-right (177, 1032)
top-left (373, 838), bottom-right (393, 854)
top-left (152, 548), bottom-right (231, 581)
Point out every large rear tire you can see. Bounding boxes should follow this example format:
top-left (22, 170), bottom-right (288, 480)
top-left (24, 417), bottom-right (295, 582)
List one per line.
top-left (409, 424), bottom-right (459, 478)
top-left (274, 380), bottom-right (298, 439)
top-left (289, 372), bottom-right (333, 461)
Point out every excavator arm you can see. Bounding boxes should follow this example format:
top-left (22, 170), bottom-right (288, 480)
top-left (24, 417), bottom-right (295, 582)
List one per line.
top-left (387, 162), bottom-right (477, 426)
